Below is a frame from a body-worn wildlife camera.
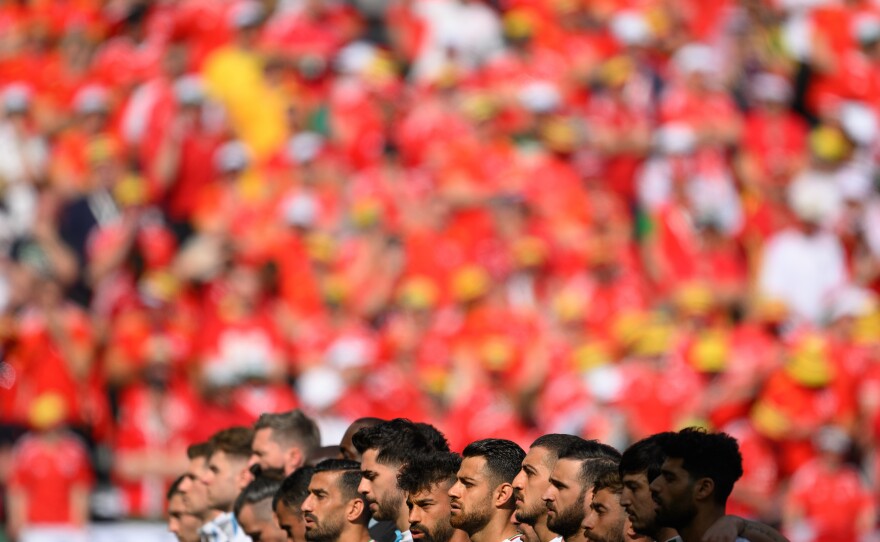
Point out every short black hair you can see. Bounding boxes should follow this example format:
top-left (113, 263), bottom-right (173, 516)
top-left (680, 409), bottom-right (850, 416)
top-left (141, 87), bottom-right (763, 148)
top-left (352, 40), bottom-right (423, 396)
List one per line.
top-left (352, 419), bottom-right (449, 466)
top-left (274, 466), bottom-right (316, 510)
top-left (313, 459), bottom-right (363, 501)
top-left (235, 476), bottom-right (283, 517)
top-left (659, 428), bottom-right (743, 505)
top-left (581, 459), bottom-right (619, 491)
top-left (167, 474), bottom-right (186, 500)
top-left (530, 434), bottom-right (586, 460)
top-left (592, 461), bottom-right (623, 495)
top-left (619, 432), bottom-right (674, 482)
top-left (187, 442), bottom-right (211, 460)
top-left (462, 439), bottom-right (526, 486)
top-left (254, 410), bottom-right (322, 461)
top-left (398, 452), bottom-right (462, 495)
top-left (557, 439), bottom-right (621, 462)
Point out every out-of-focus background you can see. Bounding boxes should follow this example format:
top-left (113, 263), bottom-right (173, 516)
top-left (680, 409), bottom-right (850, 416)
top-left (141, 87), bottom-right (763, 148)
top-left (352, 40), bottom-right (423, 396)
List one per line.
top-left (1, 0), bottom-right (880, 540)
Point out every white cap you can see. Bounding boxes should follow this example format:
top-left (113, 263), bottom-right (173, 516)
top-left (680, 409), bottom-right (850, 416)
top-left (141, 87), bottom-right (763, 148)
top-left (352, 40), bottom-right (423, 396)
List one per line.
top-left (281, 192), bottom-right (318, 227)
top-left (788, 170), bottom-right (843, 224)
top-left (837, 166), bottom-right (872, 202)
top-left (854, 13), bottom-right (880, 44)
top-left (610, 10), bottom-right (651, 47)
top-left (813, 425), bottom-right (851, 455)
top-left (751, 73), bottom-right (792, 104)
top-left (213, 140), bottom-right (250, 173)
top-left (230, 0), bottom-right (264, 29)
top-left (518, 81), bottom-right (561, 113)
top-left (839, 101), bottom-right (878, 146)
top-left (73, 84), bottom-right (109, 115)
top-left (654, 123), bottom-right (697, 155)
top-left (2, 83), bottom-right (31, 114)
top-left (335, 41), bottom-right (378, 76)
top-left (297, 366), bottom-right (345, 410)
top-left (174, 75), bottom-right (205, 105)
top-left (674, 43), bottom-right (717, 76)
top-left (287, 132), bottom-right (324, 164)
top-left (829, 285), bottom-right (876, 321)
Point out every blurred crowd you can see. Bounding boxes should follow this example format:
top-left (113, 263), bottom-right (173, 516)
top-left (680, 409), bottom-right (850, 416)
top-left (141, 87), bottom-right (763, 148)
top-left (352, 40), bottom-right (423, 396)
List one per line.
top-left (1, 0), bottom-right (880, 538)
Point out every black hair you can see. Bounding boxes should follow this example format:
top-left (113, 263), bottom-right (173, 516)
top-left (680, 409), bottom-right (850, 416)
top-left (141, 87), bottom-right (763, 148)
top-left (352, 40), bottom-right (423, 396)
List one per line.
top-left (618, 432), bottom-right (674, 482)
top-left (659, 428), bottom-right (743, 505)
top-left (187, 441), bottom-right (211, 460)
top-left (462, 438), bottom-right (526, 485)
top-left (352, 419), bottom-right (449, 466)
top-left (557, 439), bottom-right (621, 462)
top-left (313, 459), bottom-right (363, 501)
top-left (592, 461), bottom-right (623, 495)
top-left (273, 466), bottom-right (316, 510)
top-left (398, 452), bottom-right (463, 495)
top-left (530, 434), bottom-right (586, 460)
top-left (167, 474), bottom-right (186, 500)
top-left (235, 476), bottom-right (283, 517)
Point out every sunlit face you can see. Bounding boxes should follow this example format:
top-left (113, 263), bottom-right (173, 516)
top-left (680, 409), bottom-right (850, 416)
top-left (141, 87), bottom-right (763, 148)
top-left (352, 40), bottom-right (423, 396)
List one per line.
top-left (648, 458), bottom-right (696, 531)
top-left (542, 458), bottom-right (587, 538)
top-left (512, 446), bottom-right (554, 526)
top-left (582, 489), bottom-right (626, 542)
top-left (239, 500), bottom-right (288, 542)
top-left (168, 492), bottom-right (202, 542)
top-left (250, 428), bottom-right (287, 474)
top-left (448, 456), bottom-right (496, 535)
top-left (358, 449), bottom-right (405, 522)
top-left (203, 450), bottom-right (251, 510)
top-left (302, 471), bottom-right (350, 542)
top-left (179, 456), bottom-right (210, 516)
top-left (407, 481), bottom-right (456, 542)
top-left (275, 500), bottom-right (307, 542)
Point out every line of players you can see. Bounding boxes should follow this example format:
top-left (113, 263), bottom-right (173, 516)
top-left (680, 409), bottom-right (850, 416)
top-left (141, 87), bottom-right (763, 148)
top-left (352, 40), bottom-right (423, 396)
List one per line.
top-left (165, 413), bottom-right (791, 542)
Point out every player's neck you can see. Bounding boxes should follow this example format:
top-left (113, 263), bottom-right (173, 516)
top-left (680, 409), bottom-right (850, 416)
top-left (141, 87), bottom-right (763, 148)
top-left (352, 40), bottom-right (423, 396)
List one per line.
top-left (338, 523), bottom-right (372, 542)
top-left (395, 506), bottom-right (411, 533)
top-left (677, 507), bottom-right (725, 542)
top-left (562, 528), bottom-right (587, 542)
top-left (471, 512), bottom-right (520, 542)
top-left (532, 517), bottom-right (556, 542)
top-left (451, 529), bottom-right (471, 542)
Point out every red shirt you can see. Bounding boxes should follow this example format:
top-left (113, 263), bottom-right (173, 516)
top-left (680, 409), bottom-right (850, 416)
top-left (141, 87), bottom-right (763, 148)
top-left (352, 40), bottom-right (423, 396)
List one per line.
top-left (786, 459), bottom-right (873, 542)
top-left (9, 431), bottom-right (94, 525)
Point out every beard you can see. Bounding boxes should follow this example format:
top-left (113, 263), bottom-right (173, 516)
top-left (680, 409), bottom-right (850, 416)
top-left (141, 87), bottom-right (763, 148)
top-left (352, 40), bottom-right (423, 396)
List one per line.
top-left (546, 495), bottom-right (586, 539)
top-left (584, 523), bottom-right (626, 542)
top-left (412, 521), bottom-right (456, 542)
top-left (653, 498), bottom-right (696, 531)
top-left (449, 500), bottom-right (492, 535)
top-left (305, 513), bottom-right (345, 542)
top-left (371, 490), bottom-right (405, 522)
top-left (514, 491), bottom-right (544, 526)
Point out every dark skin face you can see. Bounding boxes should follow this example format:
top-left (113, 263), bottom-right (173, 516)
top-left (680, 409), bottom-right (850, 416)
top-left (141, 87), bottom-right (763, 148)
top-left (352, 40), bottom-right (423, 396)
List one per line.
top-left (275, 500), bottom-right (308, 542)
top-left (648, 458), bottom-right (697, 530)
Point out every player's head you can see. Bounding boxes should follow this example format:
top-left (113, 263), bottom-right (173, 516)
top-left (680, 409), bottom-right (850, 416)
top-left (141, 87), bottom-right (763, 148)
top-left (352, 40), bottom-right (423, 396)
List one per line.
top-left (650, 428), bottom-right (743, 530)
top-left (399, 451), bottom-right (463, 542)
top-left (302, 459), bottom-right (368, 542)
top-left (203, 427), bottom-right (255, 511)
top-left (274, 466), bottom-right (316, 542)
top-left (512, 434), bottom-right (585, 527)
top-left (251, 410), bottom-right (321, 478)
top-left (167, 475), bottom-right (202, 542)
top-left (448, 439), bottom-right (525, 536)
top-left (235, 477), bottom-right (287, 542)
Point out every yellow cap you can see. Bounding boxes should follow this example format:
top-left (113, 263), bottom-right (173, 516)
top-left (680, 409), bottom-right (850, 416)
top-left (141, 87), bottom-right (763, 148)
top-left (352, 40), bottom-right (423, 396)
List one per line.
top-left (785, 335), bottom-right (834, 388)
top-left (513, 236), bottom-right (548, 268)
top-left (809, 125), bottom-right (849, 163)
top-left (633, 313), bottom-right (674, 357)
top-left (674, 282), bottom-right (714, 316)
top-left (572, 342), bottom-right (611, 371)
top-left (480, 335), bottom-right (516, 371)
top-left (751, 400), bottom-right (791, 439)
top-left (600, 56), bottom-right (634, 88)
top-left (553, 290), bottom-right (588, 323)
top-left (690, 331), bottom-right (729, 373)
top-left (140, 269), bottom-right (180, 303)
top-left (540, 117), bottom-right (578, 153)
top-left (398, 276), bottom-right (440, 310)
top-left (503, 9), bottom-right (537, 40)
top-left (451, 265), bottom-right (491, 302)
top-left (114, 173), bottom-right (148, 207)
top-left (321, 274), bottom-right (348, 305)
top-left (29, 392), bottom-right (68, 430)
top-left (306, 232), bottom-right (336, 264)
top-left (351, 198), bottom-right (382, 229)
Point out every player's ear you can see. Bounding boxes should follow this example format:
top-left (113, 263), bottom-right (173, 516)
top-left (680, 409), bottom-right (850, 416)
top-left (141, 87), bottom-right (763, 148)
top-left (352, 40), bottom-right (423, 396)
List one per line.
top-left (347, 496), bottom-right (366, 522)
top-left (494, 483), bottom-right (514, 508)
top-left (693, 477), bottom-right (714, 502)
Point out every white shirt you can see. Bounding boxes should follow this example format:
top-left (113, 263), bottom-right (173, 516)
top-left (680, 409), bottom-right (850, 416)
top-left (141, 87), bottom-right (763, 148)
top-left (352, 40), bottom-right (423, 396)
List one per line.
top-left (758, 228), bottom-right (848, 324)
top-left (200, 512), bottom-right (252, 542)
